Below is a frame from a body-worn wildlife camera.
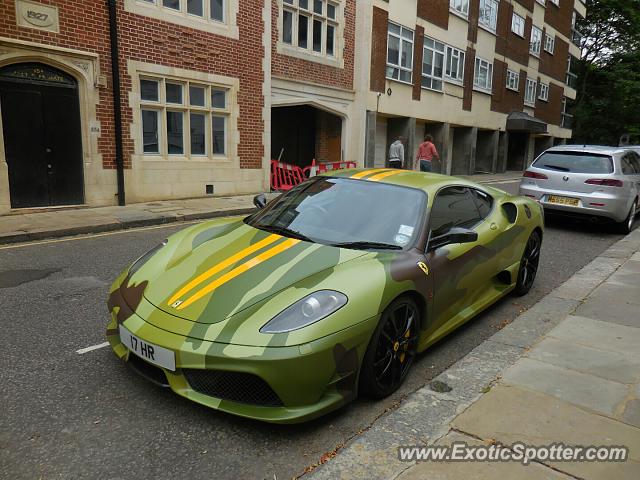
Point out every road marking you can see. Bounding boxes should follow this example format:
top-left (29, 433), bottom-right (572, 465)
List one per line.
top-left (76, 342), bottom-right (110, 354)
top-left (0, 220), bottom-right (202, 251)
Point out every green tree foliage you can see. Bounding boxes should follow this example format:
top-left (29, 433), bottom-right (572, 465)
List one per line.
top-left (573, 0), bottom-right (640, 145)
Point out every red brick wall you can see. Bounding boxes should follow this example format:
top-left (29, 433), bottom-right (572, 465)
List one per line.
top-left (495, 1), bottom-right (531, 67)
top-left (412, 25), bottom-right (424, 101)
top-left (119, 2), bottom-right (265, 169)
top-left (417, 0), bottom-right (449, 30)
top-left (0, 0), bottom-right (265, 170)
top-left (490, 59), bottom-right (525, 114)
top-left (370, 6), bottom-right (388, 93)
top-left (462, 47), bottom-right (476, 111)
top-left (544, 0), bottom-right (574, 38)
top-left (271, 0), bottom-right (355, 90)
top-left (468, 0), bottom-right (480, 43)
top-left (0, 0), bottom-right (115, 168)
top-left (539, 35), bottom-right (569, 83)
top-left (535, 81), bottom-right (563, 125)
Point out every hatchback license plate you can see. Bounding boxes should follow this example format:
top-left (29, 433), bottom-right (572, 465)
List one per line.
top-left (120, 325), bottom-right (176, 371)
top-left (547, 195), bottom-right (579, 206)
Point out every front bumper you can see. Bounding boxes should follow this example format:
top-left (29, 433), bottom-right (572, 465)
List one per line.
top-left (106, 287), bottom-right (378, 423)
top-left (519, 183), bottom-right (630, 223)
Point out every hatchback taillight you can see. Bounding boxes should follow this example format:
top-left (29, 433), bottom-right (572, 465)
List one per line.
top-left (523, 171), bottom-right (548, 179)
top-left (585, 179), bottom-right (624, 187)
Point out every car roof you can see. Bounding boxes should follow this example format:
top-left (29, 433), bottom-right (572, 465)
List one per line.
top-left (544, 144), bottom-right (634, 156)
top-left (325, 168), bottom-right (486, 195)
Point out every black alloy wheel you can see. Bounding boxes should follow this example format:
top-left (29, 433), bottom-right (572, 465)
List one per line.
top-left (360, 297), bottom-right (420, 398)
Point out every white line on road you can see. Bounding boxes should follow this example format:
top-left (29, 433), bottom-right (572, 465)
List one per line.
top-left (76, 342), bottom-right (110, 354)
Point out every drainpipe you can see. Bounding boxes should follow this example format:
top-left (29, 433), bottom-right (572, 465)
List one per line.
top-left (108, 0), bottom-right (126, 206)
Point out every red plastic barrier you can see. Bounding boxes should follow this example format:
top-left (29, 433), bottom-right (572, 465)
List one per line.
top-left (272, 159), bottom-right (358, 191)
top-left (270, 160), bottom-right (305, 192)
top-left (301, 159), bottom-right (357, 178)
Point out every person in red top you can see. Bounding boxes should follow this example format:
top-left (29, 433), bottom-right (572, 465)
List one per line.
top-left (415, 134), bottom-right (440, 172)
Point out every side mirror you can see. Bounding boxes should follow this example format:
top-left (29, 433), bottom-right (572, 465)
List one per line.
top-left (428, 227), bottom-right (478, 251)
top-left (253, 193), bottom-right (267, 209)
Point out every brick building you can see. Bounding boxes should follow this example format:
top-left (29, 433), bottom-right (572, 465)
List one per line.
top-left (359, 0), bottom-right (584, 174)
top-left (0, 0), bottom-right (582, 214)
top-left (0, 0), bottom-right (364, 214)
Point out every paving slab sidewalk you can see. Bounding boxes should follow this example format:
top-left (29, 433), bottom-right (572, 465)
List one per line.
top-left (0, 173), bottom-right (523, 245)
top-left (0, 194), bottom-right (270, 244)
top-left (307, 229), bottom-right (640, 480)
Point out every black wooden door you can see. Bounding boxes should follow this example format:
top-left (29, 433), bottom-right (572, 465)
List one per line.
top-left (0, 64), bottom-right (84, 208)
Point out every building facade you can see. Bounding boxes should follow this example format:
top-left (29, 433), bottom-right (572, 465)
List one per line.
top-left (0, 0), bottom-right (364, 215)
top-left (0, 0), bottom-right (581, 215)
top-left (358, 0), bottom-right (584, 175)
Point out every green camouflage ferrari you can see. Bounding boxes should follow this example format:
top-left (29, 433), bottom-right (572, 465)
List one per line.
top-left (107, 168), bottom-right (543, 423)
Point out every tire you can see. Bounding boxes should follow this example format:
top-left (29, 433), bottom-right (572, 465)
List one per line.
top-left (512, 230), bottom-right (542, 297)
top-left (359, 296), bottom-right (420, 399)
top-left (616, 200), bottom-right (637, 234)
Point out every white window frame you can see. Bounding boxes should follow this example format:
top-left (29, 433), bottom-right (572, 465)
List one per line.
top-left (422, 36), bottom-right (445, 92)
top-left (281, 0), bottom-right (340, 59)
top-left (138, 75), bottom-right (232, 159)
top-left (473, 57), bottom-right (493, 93)
top-left (506, 69), bottom-right (520, 91)
top-left (530, 25), bottom-right (542, 56)
top-left (512, 13), bottom-right (525, 37)
top-left (544, 33), bottom-right (555, 54)
top-left (538, 82), bottom-right (549, 102)
top-left (535, 0), bottom-right (546, 5)
top-left (444, 45), bottom-right (465, 84)
top-left (478, 0), bottom-right (498, 33)
top-left (449, 0), bottom-right (469, 18)
top-left (386, 22), bottom-right (414, 84)
top-left (524, 78), bottom-right (537, 106)
top-left (549, 0), bottom-right (559, 5)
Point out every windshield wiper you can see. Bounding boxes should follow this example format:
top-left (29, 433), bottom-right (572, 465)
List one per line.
top-left (254, 224), bottom-right (313, 242)
top-left (331, 241), bottom-right (402, 250)
top-left (543, 164), bottom-right (570, 171)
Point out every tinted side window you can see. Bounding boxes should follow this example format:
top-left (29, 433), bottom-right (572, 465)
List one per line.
top-left (470, 189), bottom-right (493, 219)
top-left (430, 187), bottom-right (481, 236)
top-left (621, 155), bottom-right (636, 175)
top-left (628, 153), bottom-right (640, 174)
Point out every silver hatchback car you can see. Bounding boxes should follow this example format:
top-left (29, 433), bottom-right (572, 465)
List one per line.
top-left (519, 145), bottom-right (640, 233)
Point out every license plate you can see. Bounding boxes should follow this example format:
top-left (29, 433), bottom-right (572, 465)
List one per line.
top-left (119, 325), bottom-right (175, 371)
top-left (547, 195), bottom-right (579, 206)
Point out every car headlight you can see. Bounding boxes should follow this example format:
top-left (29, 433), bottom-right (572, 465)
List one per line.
top-left (260, 290), bottom-right (348, 334)
top-left (128, 239), bottom-right (168, 276)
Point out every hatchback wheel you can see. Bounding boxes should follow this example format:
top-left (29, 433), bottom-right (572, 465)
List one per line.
top-left (617, 200), bottom-right (637, 234)
top-left (360, 297), bottom-right (420, 398)
top-left (513, 230), bottom-right (542, 297)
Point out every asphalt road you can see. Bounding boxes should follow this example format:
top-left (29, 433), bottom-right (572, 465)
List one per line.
top-left (0, 180), bottom-right (628, 479)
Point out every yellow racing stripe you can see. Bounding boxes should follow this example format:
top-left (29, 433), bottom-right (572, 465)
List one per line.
top-left (367, 170), bottom-right (404, 182)
top-left (350, 168), bottom-right (392, 179)
top-left (176, 238), bottom-right (301, 310)
top-left (167, 233), bottom-right (281, 306)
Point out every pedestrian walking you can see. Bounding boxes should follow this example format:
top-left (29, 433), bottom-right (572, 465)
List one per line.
top-left (388, 137), bottom-right (404, 169)
top-left (415, 134), bottom-right (439, 172)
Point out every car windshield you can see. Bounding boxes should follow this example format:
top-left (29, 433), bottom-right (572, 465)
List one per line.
top-left (533, 152), bottom-right (614, 174)
top-left (246, 177), bottom-right (427, 250)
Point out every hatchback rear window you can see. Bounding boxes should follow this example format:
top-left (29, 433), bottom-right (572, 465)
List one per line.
top-left (532, 152), bottom-right (614, 174)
